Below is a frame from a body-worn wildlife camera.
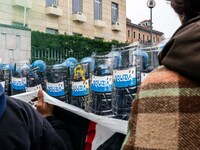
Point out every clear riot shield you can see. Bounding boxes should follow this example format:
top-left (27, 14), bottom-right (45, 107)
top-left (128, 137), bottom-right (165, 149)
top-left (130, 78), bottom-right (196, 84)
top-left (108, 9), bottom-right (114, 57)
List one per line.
top-left (131, 47), bottom-right (150, 86)
top-left (46, 58), bottom-right (77, 103)
top-left (26, 60), bottom-right (46, 92)
top-left (140, 39), bottom-right (168, 83)
top-left (112, 47), bottom-right (138, 117)
top-left (0, 64), bottom-right (11, 95)
top-left (11, 62), bottom-right (28, 96)
top-left (70, 57), bottom-right (94, 111)
top-left (140, 46), bottom-right (157, 84)
top-left (0, 64), bottom-right (4, 88)
top-left (90, 53), bottom-right (113, 116)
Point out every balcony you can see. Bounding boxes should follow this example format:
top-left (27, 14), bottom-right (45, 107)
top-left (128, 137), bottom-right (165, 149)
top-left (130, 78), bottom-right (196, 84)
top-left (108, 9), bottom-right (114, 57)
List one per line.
top-left (13, 0), bottom-right (32, 9)
top-left (94, 20), bottom-right (106, 28)
top-left (72, 12), bottom-right (87, 23)
top-left (111, 22), bottom-right (122, 31)
top-left (46, 5), bottom-right (62, 17)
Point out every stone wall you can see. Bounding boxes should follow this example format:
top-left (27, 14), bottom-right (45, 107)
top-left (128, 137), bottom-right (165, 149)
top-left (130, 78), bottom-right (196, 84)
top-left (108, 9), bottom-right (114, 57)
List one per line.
top-left (0, 24), bottom-right (31, 64)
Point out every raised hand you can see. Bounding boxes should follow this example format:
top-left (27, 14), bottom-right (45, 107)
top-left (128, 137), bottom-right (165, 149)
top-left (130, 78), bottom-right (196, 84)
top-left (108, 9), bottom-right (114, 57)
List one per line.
top-left (36, 90), bottom-right (54, 117)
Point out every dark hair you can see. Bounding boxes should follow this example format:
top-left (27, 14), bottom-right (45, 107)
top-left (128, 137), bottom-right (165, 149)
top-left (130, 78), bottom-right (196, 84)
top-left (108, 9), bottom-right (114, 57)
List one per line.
top-left (167, 0), bottom-right (200, 23)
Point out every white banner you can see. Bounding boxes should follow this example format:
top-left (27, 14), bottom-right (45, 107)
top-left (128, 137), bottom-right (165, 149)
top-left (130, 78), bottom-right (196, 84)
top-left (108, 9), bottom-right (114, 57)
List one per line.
top-left (12, 90), bottom-right (128, 135)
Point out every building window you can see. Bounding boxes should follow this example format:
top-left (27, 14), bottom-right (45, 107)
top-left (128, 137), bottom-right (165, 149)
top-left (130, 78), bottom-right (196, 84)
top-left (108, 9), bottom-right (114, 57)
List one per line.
top-left (73, 0), bottom-right (83, 13)
top-left (128, 30), bottom-right (130, 37)
top-left (73, 32), bottom-right (82, 36)
top-left (147, 35), bottom-right (149, 41)
top-left (94, 0), bottom-right (102, 20)
top-left (16, 35), bottom-right (20, 50)
top-left (46, 0), bottom-right (58, 7)
top-left (157, 37), bottom-right (159, 42)
top-left (153, 37), bottom-right (155, 42)
top-left (1, 33), bottom-right (6, 50)
top-left (111, 2), bottom-right (118, 24)
top-left (12, 22), bottom-right (27, 28)
top-left (143, 34), bottom-right (145, 41)
top-left (46, 28), bottom-right (59, 34)
top-left (138, 33), bottom-right (140, 39)
top-left (94, 37), bottom-right (104, 41)
top-left (133, 32), bottom-right (135, 39)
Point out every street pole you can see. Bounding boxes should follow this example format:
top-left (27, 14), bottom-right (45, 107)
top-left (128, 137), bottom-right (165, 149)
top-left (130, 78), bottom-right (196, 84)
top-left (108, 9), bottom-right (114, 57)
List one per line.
top-left (150, 7), bottom-right (152, 46)
top-left (147, 0), bottom-right (156, 45)
top-left (147, 0), bottom-right (156, 67)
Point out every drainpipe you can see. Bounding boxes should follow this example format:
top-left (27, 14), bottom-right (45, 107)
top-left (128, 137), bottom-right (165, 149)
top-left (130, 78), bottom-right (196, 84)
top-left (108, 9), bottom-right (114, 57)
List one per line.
top-left (23, 0), bottom-right (27, 27)
top-left (67, 0), bottom-right (71, 34)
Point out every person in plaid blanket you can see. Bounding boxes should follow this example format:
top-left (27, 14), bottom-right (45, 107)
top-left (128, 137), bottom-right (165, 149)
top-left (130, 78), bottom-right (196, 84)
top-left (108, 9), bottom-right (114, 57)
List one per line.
top-left (122, 0), bottom-right (200, 149)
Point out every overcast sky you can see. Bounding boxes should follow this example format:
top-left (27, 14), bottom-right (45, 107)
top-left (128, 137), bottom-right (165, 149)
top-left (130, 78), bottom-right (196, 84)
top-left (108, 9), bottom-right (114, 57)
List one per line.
top-left (126, 0), bottom-right (181, 39)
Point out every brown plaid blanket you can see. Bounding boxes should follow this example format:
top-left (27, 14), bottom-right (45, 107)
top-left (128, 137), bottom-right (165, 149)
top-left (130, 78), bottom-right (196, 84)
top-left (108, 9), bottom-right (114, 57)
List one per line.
top-left (122, 66), bottom-right (200, 150)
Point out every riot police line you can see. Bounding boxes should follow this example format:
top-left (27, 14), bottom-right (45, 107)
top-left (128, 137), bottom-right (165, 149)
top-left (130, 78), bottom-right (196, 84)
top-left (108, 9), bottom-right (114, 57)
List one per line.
top-left (0, 43), bottom-right (164, 119)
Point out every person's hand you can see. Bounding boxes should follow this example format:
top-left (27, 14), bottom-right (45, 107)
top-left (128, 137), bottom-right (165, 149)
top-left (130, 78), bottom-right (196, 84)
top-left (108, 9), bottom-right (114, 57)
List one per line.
top-left (36, 90), bottom-right (54, 117)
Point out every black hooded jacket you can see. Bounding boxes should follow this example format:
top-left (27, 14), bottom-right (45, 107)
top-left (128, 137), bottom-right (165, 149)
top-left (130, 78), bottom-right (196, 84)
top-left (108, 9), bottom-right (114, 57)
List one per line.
top-left (159, 15), bottom-right (200, 84)
top-left (0, 84), bottom-right (71, 150)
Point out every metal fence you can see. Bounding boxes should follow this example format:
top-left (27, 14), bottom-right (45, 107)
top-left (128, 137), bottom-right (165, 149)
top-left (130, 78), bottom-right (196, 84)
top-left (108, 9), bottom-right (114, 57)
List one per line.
top-left (32, 49), bottom-right (74, 65)
top-left (31, 48), bottom-right (93, 65)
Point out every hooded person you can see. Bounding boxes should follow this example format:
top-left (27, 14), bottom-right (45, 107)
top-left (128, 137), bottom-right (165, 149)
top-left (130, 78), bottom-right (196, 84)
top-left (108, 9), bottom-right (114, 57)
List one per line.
top-left (122, 0), bottom-right (200, 149)
top-left (0, 83), bottom-right (73, 150)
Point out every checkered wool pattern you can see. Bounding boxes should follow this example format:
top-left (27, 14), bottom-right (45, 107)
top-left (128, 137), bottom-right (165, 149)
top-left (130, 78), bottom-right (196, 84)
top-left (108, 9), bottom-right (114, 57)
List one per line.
top-left (122, 66), bottom-right (200, 150)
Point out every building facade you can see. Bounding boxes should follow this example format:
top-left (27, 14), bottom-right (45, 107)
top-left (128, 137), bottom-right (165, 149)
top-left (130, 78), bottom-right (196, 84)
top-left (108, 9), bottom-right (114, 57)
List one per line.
top-left (126, 18), bottom-right (164, 45)
top-left (0, 0), bottom-right (126, 42)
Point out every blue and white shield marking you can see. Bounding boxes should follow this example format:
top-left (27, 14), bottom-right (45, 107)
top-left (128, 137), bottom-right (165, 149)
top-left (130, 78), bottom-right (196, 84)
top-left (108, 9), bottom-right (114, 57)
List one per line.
top-left (72, 79), bottom-right (89, 96)
top-left (11, 77), bottom-right (27, 90)
top-left (47, 81), bottom-right (65, 97)
top-left (113, 67), bottom-right (136, 88)
top-left (91, 75), bottom-right (112, 93)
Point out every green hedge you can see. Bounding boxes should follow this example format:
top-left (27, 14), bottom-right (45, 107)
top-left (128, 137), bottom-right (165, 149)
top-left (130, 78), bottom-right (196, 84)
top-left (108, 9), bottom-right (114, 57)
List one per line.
top-left (31, 31), bottom-right (128, 65)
